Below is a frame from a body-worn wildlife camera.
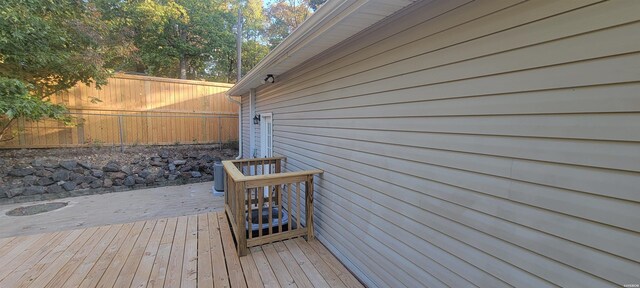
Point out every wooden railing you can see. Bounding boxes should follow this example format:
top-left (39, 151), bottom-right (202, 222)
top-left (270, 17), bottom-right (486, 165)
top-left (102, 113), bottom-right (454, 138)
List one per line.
top-left (223, 157), bottom-right (323, 256)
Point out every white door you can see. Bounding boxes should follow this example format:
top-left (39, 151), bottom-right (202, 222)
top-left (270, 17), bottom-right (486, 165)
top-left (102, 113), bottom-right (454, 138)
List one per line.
top-left (260, 113), bottom-right (273, 158)
top-left (260, 113), bottom-right (273, 198)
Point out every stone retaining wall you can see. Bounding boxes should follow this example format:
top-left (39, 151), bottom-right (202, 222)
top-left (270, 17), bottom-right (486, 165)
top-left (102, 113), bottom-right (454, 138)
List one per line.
top-left (0, 147), bottom-right (234, 202)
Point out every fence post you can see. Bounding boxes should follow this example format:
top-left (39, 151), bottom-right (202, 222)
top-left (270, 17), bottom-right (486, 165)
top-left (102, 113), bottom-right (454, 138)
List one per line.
top-left (17, 118), bottom-right (26, 145)
top-left (117, 115), bottom-right (124, 152)
top-left (218, 115), bottom-right (223, 150)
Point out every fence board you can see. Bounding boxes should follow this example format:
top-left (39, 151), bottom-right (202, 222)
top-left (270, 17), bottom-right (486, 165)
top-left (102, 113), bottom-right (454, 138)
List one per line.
top-left (1, 74), bottom-right (237, 149)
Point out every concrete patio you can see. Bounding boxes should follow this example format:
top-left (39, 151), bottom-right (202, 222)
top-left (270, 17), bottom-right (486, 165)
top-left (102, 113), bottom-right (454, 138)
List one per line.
top-left (0, 182), bottom-right (223, 238)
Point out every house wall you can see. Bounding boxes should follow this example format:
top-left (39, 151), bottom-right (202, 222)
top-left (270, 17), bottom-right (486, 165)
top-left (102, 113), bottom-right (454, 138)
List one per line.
top-left (241, 95), bottom-right (250, 157)
top-left (245, 0), bottom-right (640, 287)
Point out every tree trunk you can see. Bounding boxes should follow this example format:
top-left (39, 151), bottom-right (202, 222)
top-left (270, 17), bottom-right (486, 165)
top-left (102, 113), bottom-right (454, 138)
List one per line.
top-left (0, 118), bottom-right (16, 142)
top-left (179, 57), bottom-right (187, 79)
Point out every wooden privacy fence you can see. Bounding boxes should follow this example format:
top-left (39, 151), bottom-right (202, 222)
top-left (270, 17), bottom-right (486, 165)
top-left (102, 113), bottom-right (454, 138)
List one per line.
top-left (1, 74), bottom-right (238, 148)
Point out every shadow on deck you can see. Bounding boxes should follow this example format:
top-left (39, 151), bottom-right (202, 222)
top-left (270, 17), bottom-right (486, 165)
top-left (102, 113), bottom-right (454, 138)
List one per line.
top-left (0, 211), bottom-right (362, 288)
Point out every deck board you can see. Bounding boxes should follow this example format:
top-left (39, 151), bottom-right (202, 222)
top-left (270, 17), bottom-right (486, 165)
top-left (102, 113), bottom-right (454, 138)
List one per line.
top-left (0, 211), bottom-right (363, 288)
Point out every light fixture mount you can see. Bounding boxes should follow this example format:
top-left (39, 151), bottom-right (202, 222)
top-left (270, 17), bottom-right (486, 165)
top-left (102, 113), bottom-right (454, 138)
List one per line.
top-left (263, 74), bottom-right (275, 84)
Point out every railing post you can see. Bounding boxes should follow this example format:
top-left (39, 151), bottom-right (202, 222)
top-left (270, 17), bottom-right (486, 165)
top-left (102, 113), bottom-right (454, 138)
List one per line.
top-left (306, 175), bottom-right (314, 241)
top-left (225, 171), bottom-right (229, 206)
top-left (275, 159), bottom-right (281, 205)
top-left (236, 180), bottom-right (248, 256)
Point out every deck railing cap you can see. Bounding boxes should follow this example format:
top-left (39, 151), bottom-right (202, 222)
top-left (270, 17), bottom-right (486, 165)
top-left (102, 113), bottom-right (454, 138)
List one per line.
top-left (223, 157), bottom-right (323, 182)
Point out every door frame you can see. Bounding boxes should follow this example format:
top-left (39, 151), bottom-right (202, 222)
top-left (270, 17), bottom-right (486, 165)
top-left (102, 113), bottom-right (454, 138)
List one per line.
top-left (260, 113), bottom-right (273, 158)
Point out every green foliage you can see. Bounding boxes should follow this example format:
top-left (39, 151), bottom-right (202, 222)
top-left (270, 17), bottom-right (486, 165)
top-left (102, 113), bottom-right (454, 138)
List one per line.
top-left (0, 78), bottom-right (69, 122)
top-left (0, 77), bottom-right (71, 141)
top-left (92, 0), bottom-right (321, 82)
top-left (96, 0), bottom-right (238, 81)
top-left (242, 40), bottom-right (269, 76)
top-left (0, 0), bottom-right (127, 141)
top-left (0, 0), bottom-right (114, 97)
top-left (264, 0), bottom-right (322, 49)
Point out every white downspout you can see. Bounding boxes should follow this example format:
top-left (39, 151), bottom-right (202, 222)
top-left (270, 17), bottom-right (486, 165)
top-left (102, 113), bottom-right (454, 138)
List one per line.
top-left (227, 95), bottom-right (243, 160)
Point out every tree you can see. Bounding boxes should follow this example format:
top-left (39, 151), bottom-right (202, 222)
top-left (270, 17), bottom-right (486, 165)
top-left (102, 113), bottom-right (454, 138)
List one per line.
top-left (115, 0), bottom-right (237, 80)
top-left (309, 0), bottom-right (327, 11)
top-left (0, 0), bottom-right (117, 141)
top-left (0, 78), bottom-right (71, 141)
top-left (265, 0), bottom-right (311, 49)
top-left (241, 40), bottom-right (269, 75)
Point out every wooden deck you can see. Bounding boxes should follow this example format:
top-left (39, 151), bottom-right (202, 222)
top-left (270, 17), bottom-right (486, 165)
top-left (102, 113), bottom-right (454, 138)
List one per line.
top-left (0, 211), bottom-right (363, 288)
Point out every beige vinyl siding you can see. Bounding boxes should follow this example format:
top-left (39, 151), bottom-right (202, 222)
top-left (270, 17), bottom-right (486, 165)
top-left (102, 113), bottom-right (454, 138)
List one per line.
top-left (247, 0), bottom-right (640, 286)
top-left (241, 95), bottom-right (250, 157)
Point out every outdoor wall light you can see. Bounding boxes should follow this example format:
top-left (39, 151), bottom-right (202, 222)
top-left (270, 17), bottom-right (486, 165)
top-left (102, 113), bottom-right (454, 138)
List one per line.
top-left (262, 74), bottom-right (275, 84)
top-left (253, 114), bottom-right (260, 125)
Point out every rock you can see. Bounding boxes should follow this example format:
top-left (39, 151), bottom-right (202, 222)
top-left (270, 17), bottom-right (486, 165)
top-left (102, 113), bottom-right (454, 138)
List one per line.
top-left (79, 162), bottom-right (93, 170)
top-left (120, 166), bottom-right (133, 175)
top-left (151, 157), bottom-right (162, 162)
top-left (124, 176), bottom-right (136, 186)
top-left (168, 174), bottom-right (179, 181)
top-left (70, 173), bottom-right (83, 183)
top-left (135, 177), bottom-right (146, 184)
top-left (160, 150), bottom-right (170, 159)
top-left (139, 170), bottom-right (151, 178)
top-left (60, 160), bottom-right (78, 170)
top-left (31, 158), bottom-right (45, 167)
top-left (37, 177), bottom-right (55, 186)
top-left (150, 161), bottom-right (164, 167)
top-left (110, 172), bottom-right (126, 180)
top-left (168, 164), bottom-right (176, 171)
top-left (181, 172), bottom-right (192, 179)
top-left (6, 187), bottom-right (24, 198)
top-left (132, 167), bottom-right (143, 175)
top-left (23, 175), bottom-right (39, 185)
top-left (91, 169), bottom-right (104, 178)
top-left (62, 181), bottom-right (77, 191)
top-left (35, 169), bottom-right (53, 177)
top-left (80, 182), bottom-right (90, 189)
top-left (200, 154), bottom-right (214, 162)
top-left (103, 178), bottom-right (113, 188)
top-left (90, 180), bottom-right (102, 189)
top-left (81, 176), bottom-right (98, 184)
top-left (22, 186), bottom-right (44, 196)
top-left (173, 160), bottom-right (187, 165)
top-left (187, 152), bottom-right (198, 158)
top-left (52, 170), bottom-right (71, 182)
top-left (179, 165), bottom-right (192, 172)
top-left (9, 167), bottom-right (35, 177)
top-left (145, 174), bottom-right (156, 184)
top-left (43, 160), bottom-right (59, 168)
top-left (102, 161), bottom-right (120, 172)
top-left (73, 167), bottom-right (85, 174)
top-left (0, 158), bottom-right (5, 166)
top-left (190, 171), bottom-right (202, 178)
top-left (46, 185), bottom-right (64, 194)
